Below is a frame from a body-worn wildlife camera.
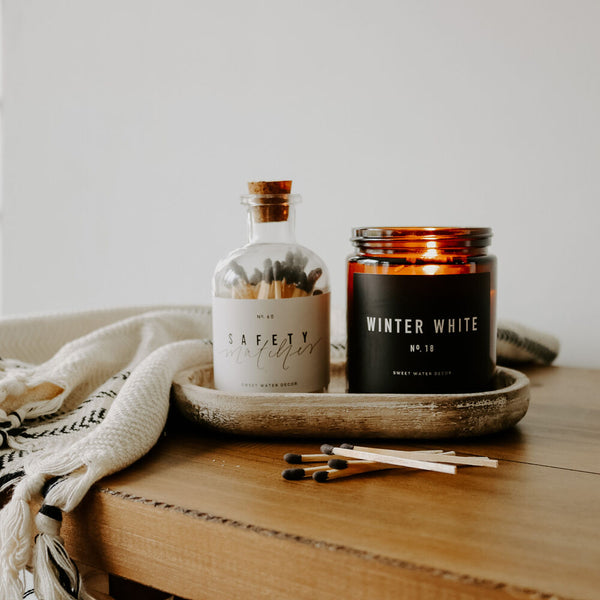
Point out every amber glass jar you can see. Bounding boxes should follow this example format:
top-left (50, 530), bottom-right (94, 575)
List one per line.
top-left (347, 227), bottom-right (496, 394)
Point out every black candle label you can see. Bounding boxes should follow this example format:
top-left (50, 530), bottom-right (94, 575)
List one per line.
top-left (348, 272), bottom-right (492, 393)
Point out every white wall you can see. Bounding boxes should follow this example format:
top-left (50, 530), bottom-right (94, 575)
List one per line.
top-left (3, 0), bottom-right (599, 367)
top-left (0, 2), bottom-right (3, 314)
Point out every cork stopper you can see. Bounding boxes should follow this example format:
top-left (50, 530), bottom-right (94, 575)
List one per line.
top-left (247, 181), bottom-right (292, 195)
top-left (246, 180), bottom-right (293, 223)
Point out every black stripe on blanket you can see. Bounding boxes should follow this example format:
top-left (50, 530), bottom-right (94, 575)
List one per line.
top-left (39, 503), bottom-right (63, 522)
top-left (48, 543), bottom-right (80, 598)
top-left (41, 475), bottom-right (64, 499)
top-left (497, 326), bottom-right (558, 365)
top-left (0, 469), bottom-right (25, 490)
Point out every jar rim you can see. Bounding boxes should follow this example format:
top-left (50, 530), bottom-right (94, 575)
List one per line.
top-left (352, 227), bottom-right (492, 245)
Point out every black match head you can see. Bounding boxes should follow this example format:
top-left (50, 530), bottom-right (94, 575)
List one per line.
top-left (283, 453), bottom-right (302, 464)
top-left (340, 443), bottom-right (355, 449)
top-left (287, 264), bottom-right (300, 285)
top-left (264, 265), bottom-right (274, 284)
top-left (298, 253), bottom-right (309, 270)
top-left (249, 268), bottom-right (262, 286)
top-left (307, 267), bottom-right (322, 285)
top-left (282, 468), bottom-right (306, 480)
top-left (312, 471), bottom-right (329, 482)
top-left (306, 268), bottom-right (322, 293)
top-left (320, 444), bottom-right (335, 455)
top-left (328, 458), bottom-right (348, 470)
top-left (280, 263), bottom-right (291, 283)
top-left (229, 260), bottom-right (249, 284)
top-left (297, 271), bottom-right (308, 292)
top-left (273, 260), bottom-right (283, 281)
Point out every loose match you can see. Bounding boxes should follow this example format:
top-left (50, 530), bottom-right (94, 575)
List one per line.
top-left (282, 444), bottom-right (498, 482)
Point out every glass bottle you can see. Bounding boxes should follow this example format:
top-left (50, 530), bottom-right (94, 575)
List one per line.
top-left (347, 227), bottom-right (496, 394)
top-left (212, 181), bottom-right (330, 393)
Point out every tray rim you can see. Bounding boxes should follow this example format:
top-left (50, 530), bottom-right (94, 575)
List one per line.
top-left (172, 364), bottom-right (530, 438)
top-left (173, 364), bottom-right (529, 405)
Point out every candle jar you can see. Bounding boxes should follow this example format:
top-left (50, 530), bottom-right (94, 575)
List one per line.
top-left (212, 181), bottom-right (330, 394)
top-left (347, 227), bottom-right (496, 394)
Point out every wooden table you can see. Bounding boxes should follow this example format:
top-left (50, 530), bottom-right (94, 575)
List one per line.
top-left (62, 365), bottom-right (600, 600)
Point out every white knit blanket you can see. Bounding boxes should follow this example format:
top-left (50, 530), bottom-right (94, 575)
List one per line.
top-left (0, 306), bottom-right (212, 600)
top-left (0, 306), bottom-right (559, 600)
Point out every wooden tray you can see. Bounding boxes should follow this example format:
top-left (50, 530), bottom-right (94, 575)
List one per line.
top-left (172, 362), bottom-right (530, 439)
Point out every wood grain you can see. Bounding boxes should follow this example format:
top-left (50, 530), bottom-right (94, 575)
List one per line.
top-left (61, 365), bottom-right (600, 600)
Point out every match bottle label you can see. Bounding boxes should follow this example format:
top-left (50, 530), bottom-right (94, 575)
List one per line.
top-left (213, 293), bottom-right (330, 393)
top-left (347, 273), bottom-right (492, 393)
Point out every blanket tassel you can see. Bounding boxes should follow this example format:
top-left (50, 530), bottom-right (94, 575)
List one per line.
top-left (33, 506), bottom-right (93, 600)
top-left (0, 474), bottom-right (44, 599)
